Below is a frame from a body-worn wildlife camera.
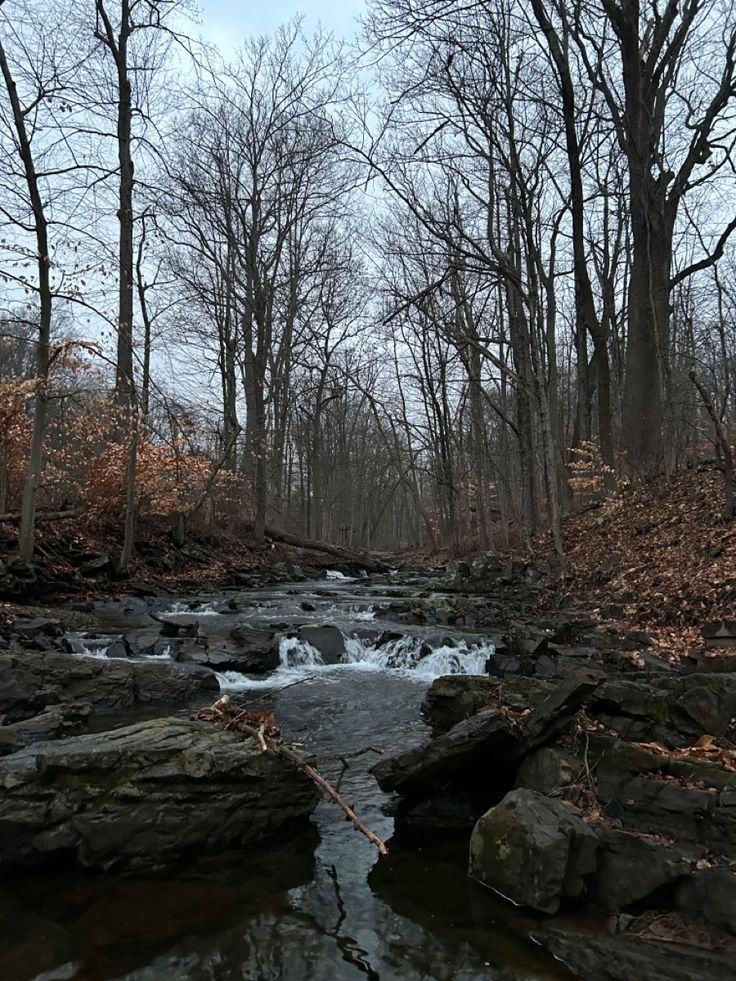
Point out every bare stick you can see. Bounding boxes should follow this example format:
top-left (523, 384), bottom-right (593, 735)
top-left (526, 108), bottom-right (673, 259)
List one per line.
top-left (309, 745), bottom-right (384, 765)
top-left (193, 699), bottom-right (389, 855)
top-left (278, 743), bottom-right (389, 855)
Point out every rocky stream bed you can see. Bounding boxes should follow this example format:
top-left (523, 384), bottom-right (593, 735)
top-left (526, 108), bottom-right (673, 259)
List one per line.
top-left (0, 559), bottom-right (735, 980)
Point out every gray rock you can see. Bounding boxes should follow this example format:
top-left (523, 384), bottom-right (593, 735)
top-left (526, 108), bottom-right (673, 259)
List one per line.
top-left (421, 676), bottom-right (499, 735)
top-left (596, 828), bottom-right (697, 911)
top-left (676, 867), bottom-right (736, 934)
top-left (372, 707), bottom-right (519, 796)
top-left (12, 617), bottom-right (63, 639)
top-left (0, 717), bottom-right (320, 870)
top-left (296, 625), bottom-right (345, 664)
top-left (520, 668), bottom-right (605, 748)
top-left (590, 674), bottom-right (736, 746)
top-left (0, 650), bottom-right (218, 724)
top-left (374, 670), bottom-right (601, 799)
top-left (469, 789), bottom-right (598, 913)
top-left (515, 746), bottom-right (581, 795)
top-left (537, 923), bottom-right (736, 981)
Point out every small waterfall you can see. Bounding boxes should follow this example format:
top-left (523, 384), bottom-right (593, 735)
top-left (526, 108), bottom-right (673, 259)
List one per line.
top-left (161, 601), bottom-right (220, 616)
top-left (278, 635), bottom-right (324, 668)
top-left (342, 634), bottom-right (493, 678)
top-left (72, 642), bottom-right (111, 660)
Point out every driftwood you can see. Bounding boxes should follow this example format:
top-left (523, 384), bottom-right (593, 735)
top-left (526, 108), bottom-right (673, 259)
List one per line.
top-left (193, 696), bottom-right (388, 855)
top-left (241, 522), bottom-right (388, 572)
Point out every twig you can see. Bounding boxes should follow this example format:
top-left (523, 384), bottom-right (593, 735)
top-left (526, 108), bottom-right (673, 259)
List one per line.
top-left (193, 697), bottom-right (389, 856)
top-left (278, 743), bottom-right (389, 856)
top-left (309, 745), bottom-right (384, 765)
top-left (241, 674), bottom-right (316, 703)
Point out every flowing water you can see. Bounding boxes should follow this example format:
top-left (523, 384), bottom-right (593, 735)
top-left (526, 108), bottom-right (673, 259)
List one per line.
top-left (2, 575), bottom-right (576, 981)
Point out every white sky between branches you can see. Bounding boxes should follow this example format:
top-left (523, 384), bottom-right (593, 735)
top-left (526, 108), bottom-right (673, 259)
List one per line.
top-left (196, 0), bottom-right (367, 51)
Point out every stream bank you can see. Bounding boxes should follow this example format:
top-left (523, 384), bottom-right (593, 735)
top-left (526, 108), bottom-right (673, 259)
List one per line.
top-left (0, 565), bottom-right (733, 979)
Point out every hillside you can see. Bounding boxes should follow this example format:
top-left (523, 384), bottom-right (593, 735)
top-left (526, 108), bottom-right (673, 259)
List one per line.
top-left (535, 460), bottom-right (736, 657)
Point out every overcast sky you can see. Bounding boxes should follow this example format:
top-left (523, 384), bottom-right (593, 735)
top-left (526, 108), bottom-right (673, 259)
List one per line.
top-left (195, 0), bottom-right (367, 53)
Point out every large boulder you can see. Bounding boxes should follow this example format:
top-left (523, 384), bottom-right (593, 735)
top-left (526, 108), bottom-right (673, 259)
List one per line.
top-left (372, 707), bottom-right (520, 796)
top-left (589, 674), bottom-right (736, 746)
top-left (421, 676), bottom-right (499, 735)
top-left (469, 788), bottom-right (598, 913)
top-left (0, 718), bottom-right (320, 870)
top-left (374, 669), bottom-right (602, 799)
top-left (0, 650), bottom-right (218, 724)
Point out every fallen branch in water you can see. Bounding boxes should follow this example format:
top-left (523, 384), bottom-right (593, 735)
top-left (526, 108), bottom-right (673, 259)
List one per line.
top-left (192, 696), bottom-right (389, 855)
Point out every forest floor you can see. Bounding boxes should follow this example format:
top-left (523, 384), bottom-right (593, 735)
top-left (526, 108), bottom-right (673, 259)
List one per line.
top-left (532, 458), bottom-right (736, 659)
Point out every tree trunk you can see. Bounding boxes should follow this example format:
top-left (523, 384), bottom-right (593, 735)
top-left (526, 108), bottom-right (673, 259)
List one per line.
top-left (0, 38), bottom-right (52, 564)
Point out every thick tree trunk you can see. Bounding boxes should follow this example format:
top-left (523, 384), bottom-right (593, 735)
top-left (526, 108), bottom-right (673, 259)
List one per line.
top-left (0, 38), bottom-right (52, 564)
top-left (622, 200), bottom-right (672, 474)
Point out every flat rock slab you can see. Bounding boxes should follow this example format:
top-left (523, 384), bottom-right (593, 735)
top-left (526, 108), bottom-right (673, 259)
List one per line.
top-left (537, 923), bottom-right (736, 981)
top-left (374, 669), bottom-right (602, 799)
top-left (0, 717), bottom-right (320, 870)
top-left (0, 650), bottom-right (219, 723)
top-left (372, 707), bottom-right (520, 796)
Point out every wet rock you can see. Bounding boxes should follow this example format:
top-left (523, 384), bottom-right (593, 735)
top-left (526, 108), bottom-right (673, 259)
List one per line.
top-left (537, 922), bottom-right (736, 981)
top-left (676, 867), bottom-right (736, 934)
top-left (590, 674), bottom-right (736, 746)
top-left (372, 708), bottom-right (520, 796)
top-left (596, 828), bottom-right (697, 911)
top-left (223, 625), bottom-right (279, 672)
top-left (0, 717), bottom-right (320, 870)
top-left (421, 676), bottom-right (499, 735)
top-left (295, 624), bottom-right (345, 664)
top-left (468, 789), bottom-right (598, 913)
top-left (123, 627), bottom-right (162, 656)
top-left (0, 650), bottom-right (218, 724)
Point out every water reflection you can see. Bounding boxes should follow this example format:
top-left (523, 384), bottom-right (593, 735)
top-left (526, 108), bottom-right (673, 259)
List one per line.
top-left (2, 586), bottom-right (576, 981)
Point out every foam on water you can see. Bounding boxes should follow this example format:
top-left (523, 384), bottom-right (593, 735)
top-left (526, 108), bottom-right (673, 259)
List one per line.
top-left (279, 635), bottom-right (324, 668)
top-left (215, 631), bottom-right (492, 693)
top-left (161, 601), bottom-right (220, 616)
top-left (342, 634), bottom-right (492, 678)
top-left (325, 570), bottom-right (353, 581)
top-left (73, 642), bottom-right (112, 660)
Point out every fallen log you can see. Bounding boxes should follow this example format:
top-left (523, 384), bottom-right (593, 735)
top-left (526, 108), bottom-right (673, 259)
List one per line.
top-left (241, 522), bottom-right (388, 572)
top-left (193, 697), bottom-right (389, 855)
top-left (0, 509), bottom-right (80, 524)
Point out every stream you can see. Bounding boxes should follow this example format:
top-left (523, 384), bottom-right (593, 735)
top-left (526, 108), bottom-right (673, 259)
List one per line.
top-left (2, 574), bottom-right (576, 981)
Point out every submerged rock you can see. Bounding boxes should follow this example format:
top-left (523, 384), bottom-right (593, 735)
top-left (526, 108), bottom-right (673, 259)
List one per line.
top-left (469, 788), bottom-right (598, 913)
top-left (0, 717), bottom-right (320, 870)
